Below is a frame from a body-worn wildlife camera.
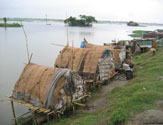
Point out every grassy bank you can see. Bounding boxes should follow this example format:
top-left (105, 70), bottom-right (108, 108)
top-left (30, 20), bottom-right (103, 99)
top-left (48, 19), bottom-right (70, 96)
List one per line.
top-left (44, 47), bottom-right (163, 125)
top-left (129, 30), bottom-right (147, 38)
top-left (108, 47), bottom-right (163, 124)
top-left (0, 18), bottom-right (64, 22)
top-left (0, 23), bottom-right (21, 27)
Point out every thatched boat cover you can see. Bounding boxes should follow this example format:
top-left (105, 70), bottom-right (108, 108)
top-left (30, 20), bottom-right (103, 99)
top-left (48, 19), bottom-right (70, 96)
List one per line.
top-left (84, 41), bottom-right (125, 64)
top-left (55, 46), bottom-right (115, 74)
top-left (83, 40), bottom-right (134, 69)
top-left (12, 63), bottom-right (86, 111)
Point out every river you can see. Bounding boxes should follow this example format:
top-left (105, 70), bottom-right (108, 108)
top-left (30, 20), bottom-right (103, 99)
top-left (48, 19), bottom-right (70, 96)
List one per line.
top-left (0, 21), bottom-right (163, 125)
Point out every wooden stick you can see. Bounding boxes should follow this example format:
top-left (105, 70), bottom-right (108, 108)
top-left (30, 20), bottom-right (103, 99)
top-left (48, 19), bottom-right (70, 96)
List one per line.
top-left (10, 101), bottom-right (17, 125)
top-left (66, 12), bottom-right (69, 46)
top-left (29, 53), bottom-right (33, 64)
top-left (56, 113), bottom-right (59, 122)
top-left (22, 24), bottom-right (30, 63)
top-left (31, 111), bottom-right (38, 125)
top-left (45, 14), bottom-right (47, 25)
top-left (47, 111), bottom-right (54, 116)
top-left (71, 41), bottom-right (74, 70)
top-left (73, 104), bottom-right (76, 113)
top-left (51, 43), bottom-right (65, 47)
top-left (13, 111), bottom-right (30, 120)
top-left (73, 102), bottom-right (85, 107)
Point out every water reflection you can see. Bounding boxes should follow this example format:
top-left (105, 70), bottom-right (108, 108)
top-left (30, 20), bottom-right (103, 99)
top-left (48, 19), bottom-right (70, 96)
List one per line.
top-left (79, 31), bottom-right (94, 36)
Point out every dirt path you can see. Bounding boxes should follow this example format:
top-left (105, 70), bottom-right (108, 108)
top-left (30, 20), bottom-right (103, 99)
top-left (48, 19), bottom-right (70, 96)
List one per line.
top-left (100, 80), bottom-right (128, 95)
top-left (78, 80), bottom-right (128, 113)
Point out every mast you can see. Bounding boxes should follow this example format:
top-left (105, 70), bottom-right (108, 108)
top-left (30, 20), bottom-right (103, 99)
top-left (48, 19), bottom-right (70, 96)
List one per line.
top-left (45, 14), bottom-right (47, 25)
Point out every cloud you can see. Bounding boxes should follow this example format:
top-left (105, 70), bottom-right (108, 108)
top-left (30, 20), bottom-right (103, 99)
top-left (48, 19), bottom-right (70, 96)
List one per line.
top-left (0, 0), bottom-right (163, 23)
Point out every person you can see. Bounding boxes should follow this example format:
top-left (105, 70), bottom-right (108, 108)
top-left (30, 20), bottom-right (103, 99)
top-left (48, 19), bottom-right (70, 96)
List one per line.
top-left (80, 40), bottom-right (85, 48)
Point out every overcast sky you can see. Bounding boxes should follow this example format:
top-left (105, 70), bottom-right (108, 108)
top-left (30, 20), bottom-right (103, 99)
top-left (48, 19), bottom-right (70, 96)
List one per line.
top-left (0, 0), bottom-right (163, 23)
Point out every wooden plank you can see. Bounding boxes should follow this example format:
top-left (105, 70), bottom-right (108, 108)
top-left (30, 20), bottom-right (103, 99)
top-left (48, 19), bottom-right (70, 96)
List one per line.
top-left (73, 102), bottom-right (85, 107)
top-left (47, 111), bottom-right (54, 116)
top-left (44, 110), bottom-right (51, 113)
top-left (57, 110), bottom-right (63, 114)
top-left (24, 103), bottom-right (33, 107)
top-left (73, 94), bottom-right (89, 101)
top-left (39, 108), bottom-right (47, 112)
top-left (84, 80), bottom-right (93, 83)
top-left (31, 107), bottom-right (39, 110)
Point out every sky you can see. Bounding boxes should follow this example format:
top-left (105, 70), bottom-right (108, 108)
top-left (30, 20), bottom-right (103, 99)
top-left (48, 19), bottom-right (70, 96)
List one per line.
top-left (0, 0), bottom-right (163, 23)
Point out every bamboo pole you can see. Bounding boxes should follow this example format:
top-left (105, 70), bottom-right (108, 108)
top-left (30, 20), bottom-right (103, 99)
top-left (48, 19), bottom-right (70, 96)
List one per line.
top-left (73, 102), bottom-right (85, 107)
top-left (13, 111), bottom-right (30, 120)
top-left (71, 41), bottom-right (74, 70)
top-left (56, 113), bottom-right (59, 122)
top-left (10, 101), bottom-right (17, 125)
top-left (22, 24), bottom-right (30, 63)
top-left (45, 14), bottom-right (47, 25)
top-left (66, 12), bottom-right (69, 46)
top-left (51, 43), bottom-right (65, 47)
top-left (31, 111), bottom-right (38, 125)
top-left (29, 53), bottom-right (33, 63)
top-left (73, 104), bottom-right (76, 113)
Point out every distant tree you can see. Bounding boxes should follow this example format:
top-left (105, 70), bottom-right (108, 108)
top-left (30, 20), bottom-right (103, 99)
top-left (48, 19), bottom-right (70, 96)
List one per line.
top-left (64, 15), bottom-right (97, 27)
top-left (64, 16), bottom-right (77, 26)
top-left (127, 21), bottom-right (139, 26)
top-left (3, 17), bottom-right (7, 27)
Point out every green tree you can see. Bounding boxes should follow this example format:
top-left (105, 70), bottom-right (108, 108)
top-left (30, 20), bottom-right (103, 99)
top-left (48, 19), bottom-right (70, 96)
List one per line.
top-left (64, 16), bottom-right (77, 26)
top-left (64, 15), bottom-right (97, 27)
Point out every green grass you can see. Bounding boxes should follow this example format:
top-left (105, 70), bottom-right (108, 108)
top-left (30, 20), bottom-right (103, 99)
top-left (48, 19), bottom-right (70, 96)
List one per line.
top-left (44, 47), bottom-right (163, 125)
top-left (0, 23), bottom-right (22, 27)
top-left (129, 30), bottom-right (147, 38)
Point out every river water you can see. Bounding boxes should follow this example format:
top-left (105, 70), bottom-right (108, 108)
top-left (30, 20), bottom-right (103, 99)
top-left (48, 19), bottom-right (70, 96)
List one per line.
top-left (0, 21), bottom-right (163, 125)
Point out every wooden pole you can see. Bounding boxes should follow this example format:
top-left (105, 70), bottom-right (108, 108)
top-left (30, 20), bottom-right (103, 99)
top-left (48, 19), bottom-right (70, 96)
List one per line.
top-left (31, 111), bottom-right (38, 125)
top-left (51, 43), bottom-right (65, 47)
top-left (22, 24), bottom-right (30, 63)
top-left (56, 113), bottom-right (59, 122)
top-left (71, 41), bottom-right (74, 70)
top-left (10, 101), bottom-right (17, 125)
top-left (66, 12), bottom-right (69, 46)
top-left (73, 104), bottom-right (76, 113)
top-left (29, 53), bottom-right (33, 63)
top-left (46, 14), bottom-right (47, 25)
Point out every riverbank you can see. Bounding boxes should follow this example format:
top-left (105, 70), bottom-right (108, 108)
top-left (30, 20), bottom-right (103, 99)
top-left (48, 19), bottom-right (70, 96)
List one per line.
top-left (1, 18), bottom-right (163, 26)
top-left (0, 23), bottom-right (21, 27)
top-left (43, 47), bottom-right (163, 125)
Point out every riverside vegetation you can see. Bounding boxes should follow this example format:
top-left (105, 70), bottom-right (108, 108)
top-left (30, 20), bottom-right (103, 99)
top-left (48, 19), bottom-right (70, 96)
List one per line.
top-left (0, 23), bottom-right (21, 27)
top-left (0, 17), bottom-right (21, 27)
top-left (129, 30), bottom-right (147, 38)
